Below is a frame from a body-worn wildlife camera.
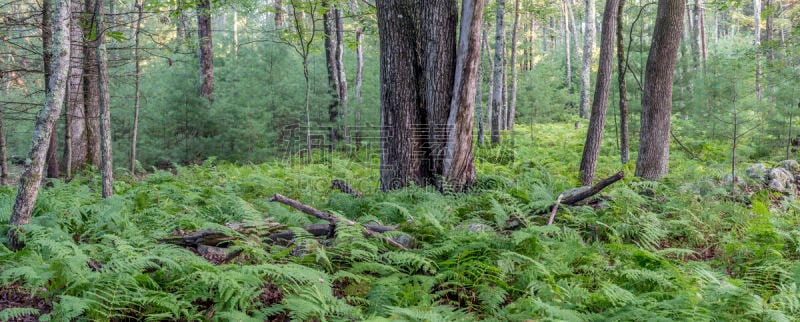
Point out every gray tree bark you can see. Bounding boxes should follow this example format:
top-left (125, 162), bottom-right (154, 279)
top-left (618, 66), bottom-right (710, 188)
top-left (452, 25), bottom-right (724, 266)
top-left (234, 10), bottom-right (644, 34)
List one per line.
top-left (93, 0), bottom-right (113, 198)
top-left (564, 0), bottom-right (572, 89)
top-left (43, 0), bottom-right (60, 179)
top-left (355, 28), bottom-right (363, 101)
top-left (491, 0), bottom-right (505, 144)
top-left (323, 2), bottom-right (342, 144)
top-left (8, 0), bottom-right (71, 250)
top-left (634, 0), bottom-right (685, 180)
top-left (130, 0), bottom-right (143, 174)
top-left (754, 0), bottom-right (762, 100)
top-left (444, 0), bottom-right (484, 190)
top-left (275, 0), bottom-right (284, 28)
top-left (64, 0), bottom-right (87, 180)
top-left (617, 0), bottom-right (629, 164)
top-left (580, 0), bottom-right (619, 185)
top-left (83, 0), bottom-right (100, 168)
top-left (197, 0), bottom-right (214, 101)
top-left (579, 0), bottom-right (596, 119)
top-left (507, 0), bottom-right (520, 130)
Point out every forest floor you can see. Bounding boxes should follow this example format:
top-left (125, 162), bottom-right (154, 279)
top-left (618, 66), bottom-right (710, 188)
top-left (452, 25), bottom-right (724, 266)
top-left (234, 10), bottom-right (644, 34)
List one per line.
top-left (1, 123), bottom-right (800, 321)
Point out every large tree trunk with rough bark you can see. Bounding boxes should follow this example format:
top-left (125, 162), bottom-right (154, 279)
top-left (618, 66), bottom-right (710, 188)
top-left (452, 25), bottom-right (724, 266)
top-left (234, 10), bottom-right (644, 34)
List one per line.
top-left (635, 0), bottom-right (685, 180)
top-left (491, 0), bottom-right (505, 144)
top-left (617, 0), bottom-right (629, 164)
top-left (93, 0), bottom-right (113, 198)
top-left (64, 0), bottom-right (87, 179)
top-left (8, 0), bottom-right (71, 250)
top-left (274, 0), bottom-right (284, 28)
top-left (444, 0), bottom-right (484, 190)
top-left (197, 0), bottom-right (214, 101)
top-left (579, 0), bottom-right (619, 185)
top-left (579, 0), bottom-right (596, 119)
top-left (377, 0), bottom-right (483, 192)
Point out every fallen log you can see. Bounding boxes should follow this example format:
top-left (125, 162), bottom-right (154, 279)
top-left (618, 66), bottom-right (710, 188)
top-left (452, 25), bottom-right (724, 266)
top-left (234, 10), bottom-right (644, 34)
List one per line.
top-left (159, 219), bottom-right (286, 247)
top-left (331, 180), bottom-right (363, 198)
top-left (561, 171), bottom-right (625, 206)
top-left (269, 193), bottom-right (407, 250)
top-left (506, 171), bottom-right (625, 230)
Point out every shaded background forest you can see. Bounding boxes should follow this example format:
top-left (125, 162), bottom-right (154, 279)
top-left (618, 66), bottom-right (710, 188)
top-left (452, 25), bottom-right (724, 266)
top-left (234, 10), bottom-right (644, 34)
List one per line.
top-left (1, 0), bottom-right (800, 172)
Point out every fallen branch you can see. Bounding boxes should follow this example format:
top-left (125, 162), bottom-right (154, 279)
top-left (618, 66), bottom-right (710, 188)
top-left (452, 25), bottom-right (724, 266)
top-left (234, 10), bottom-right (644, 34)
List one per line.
top-left (547, 194), bottom-right (564, 226)
top-left (269, 194), bottom-right (407, 250)
top-left (331, 180), bottom-right (363, 198)
top-left (561, 171), bottom-right (625, 206)
top-left (159, 219), bottom-right (286, 247)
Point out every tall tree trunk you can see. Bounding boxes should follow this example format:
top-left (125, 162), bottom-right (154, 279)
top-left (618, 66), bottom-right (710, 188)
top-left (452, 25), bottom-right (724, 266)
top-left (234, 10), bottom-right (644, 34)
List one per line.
top-left (233, 10), bottom-right (238, 58)
top-left (323, 2), bottom-right (341, 144)
top-left (491, 0), bottom-right (505, 144)
top-left (507, 0), bottom-right (520, 130)
top-left (579, 0), bottom-right (596, 119)
top-left (197, 0), bottom-right (214, 101)
top-left (8, 0), bottom-right (71, 250)
top-left (376, 0), bottom-right (427, 190)
top-left (617, 0), bottom-right (629, 164)
top-left (43, 0), bottom-right (60, 179)
top-left (634, 0), bottom-right (685, 180)
top-left (64, 0), bottom-right (86, 179)
top-left (0, 88), bottom-right (7, 185)
top-left (564, 0), bottom-right (572, 89)
top-left (477, 60), bottom-right (485, 146)
top-left (130, 0), bottom-right (143, 174)
top-left (580, 0), bottom-right (619, 185)
top-left (421, 0), bottom-right (458, 185)
top-left (275, 0), bottom-right (284, 28)
top-left (689, 0), bottom-right (700, 70)
top-left (176, 0), bottom-right (187, 47)
top-left (444, 0), bottom-right (484, 190)
top-left (483, 24), bottom-right (494, 145)
top-left (754, 0), bottom-right (762, 100)
top-left (83, 0), bottom-right (100, 167)
top-left (355, 28), bottom-right (363, 101)
top-left (335, 7), bottom-right (347, 123)
top-left (93, 0), bottom-right (113, 198)
top-left (698, 0), bottom-right (707, 69)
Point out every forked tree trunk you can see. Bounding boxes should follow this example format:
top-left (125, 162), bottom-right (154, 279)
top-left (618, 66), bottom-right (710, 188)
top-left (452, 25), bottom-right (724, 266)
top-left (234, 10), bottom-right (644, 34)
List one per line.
top-left (8, 0), bottom-right (71, 250)
top-left (579, 0), bottom-right (596, 119)
top-left (93, 0), bottom-right (113, 198)
top-left (507, 0), bottom-right (520, 130)
top-left (617, 0), bottom-right (630, 164)
top-left (491, 0), bottom-right (505, 144)
top-left (444, 0), bottom-right (484, 190)
top-left (635, 0), bottom-right (685, 180)
top-left (197, 0), bottom-right (214, 101)
top-left (130, 0), bottom-right (143, 174)
top-left (580, 0), bottom-right (619, 185)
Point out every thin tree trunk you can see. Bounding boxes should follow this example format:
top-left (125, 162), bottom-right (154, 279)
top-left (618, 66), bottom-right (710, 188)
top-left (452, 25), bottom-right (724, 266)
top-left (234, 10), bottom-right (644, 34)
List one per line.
top-left (635, 0), bottom-right (685, 180)
top-left (580, 0), bottom-right (619, 185)
top-left (323, 2), bottom-right (341, 144)
top-left (0, 94), bottom-right (6, 185)
top-left (233, 10), bottom-right (238, 58)
top-left (579, 0), bottom-right (596, 119)
top-left (355, 28), bottom-right (363, 101)
top-left (477, 62), bottom-right (485, 146)
top-left (698, 0), bottom-right (707, 69)
top-left (275, 0), bottom-right (284, 28)
top-left (197, 0), bottom-right (214, 101)
top-left (8, 0), bottom-right (71, 250)
top-left (507, 0), bottom-right (520, 130)
top-left (564, 0), bottom-right (572, 89)
top-left (689, 0), bottom-right (700, 70)
top-left (491, 0), bottom-right (505, 144)
top-left (130, 0), bottom-right (143, 174)
top-left (43, 0), bottom-right (60, 179)
top-left (176, 0), bottom-right (187, 47)
top-left (93, 0), bottom-right (113, 198)
top-left (335, 6), bottom-right (347, 123)
top-left (617, 0), bottom-right (629, 164)
top-left (483, 24), bottom-right (494, 145)
top-left (754, 0), bottom-right (762, 100)
top-left (444, 0), bottom-right (484, 191)
top-left (83, 0), bottom-right (100, 167)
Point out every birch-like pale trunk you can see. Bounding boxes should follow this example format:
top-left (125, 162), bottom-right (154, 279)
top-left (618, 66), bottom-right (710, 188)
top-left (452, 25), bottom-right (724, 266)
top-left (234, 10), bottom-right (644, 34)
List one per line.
top-left (564, 0), bottom-right (572, 89)
top-left (355, 28), bottom-right (363, 101)
top-left (579, 0), bottom-right (596, 119)
top-left (507, 0), bottom-right (521, 130)
top-left (8, 0), bottom-right (71, 250)
top-left (482, 24), bottom-right (494, 146)
top-left (94, 0), bottom-right (113, 198)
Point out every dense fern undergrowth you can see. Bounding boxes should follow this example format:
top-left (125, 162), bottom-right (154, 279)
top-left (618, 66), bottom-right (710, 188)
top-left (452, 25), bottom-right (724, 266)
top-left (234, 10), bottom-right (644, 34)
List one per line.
top-left (3, 123), bottom-right (800, 321)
